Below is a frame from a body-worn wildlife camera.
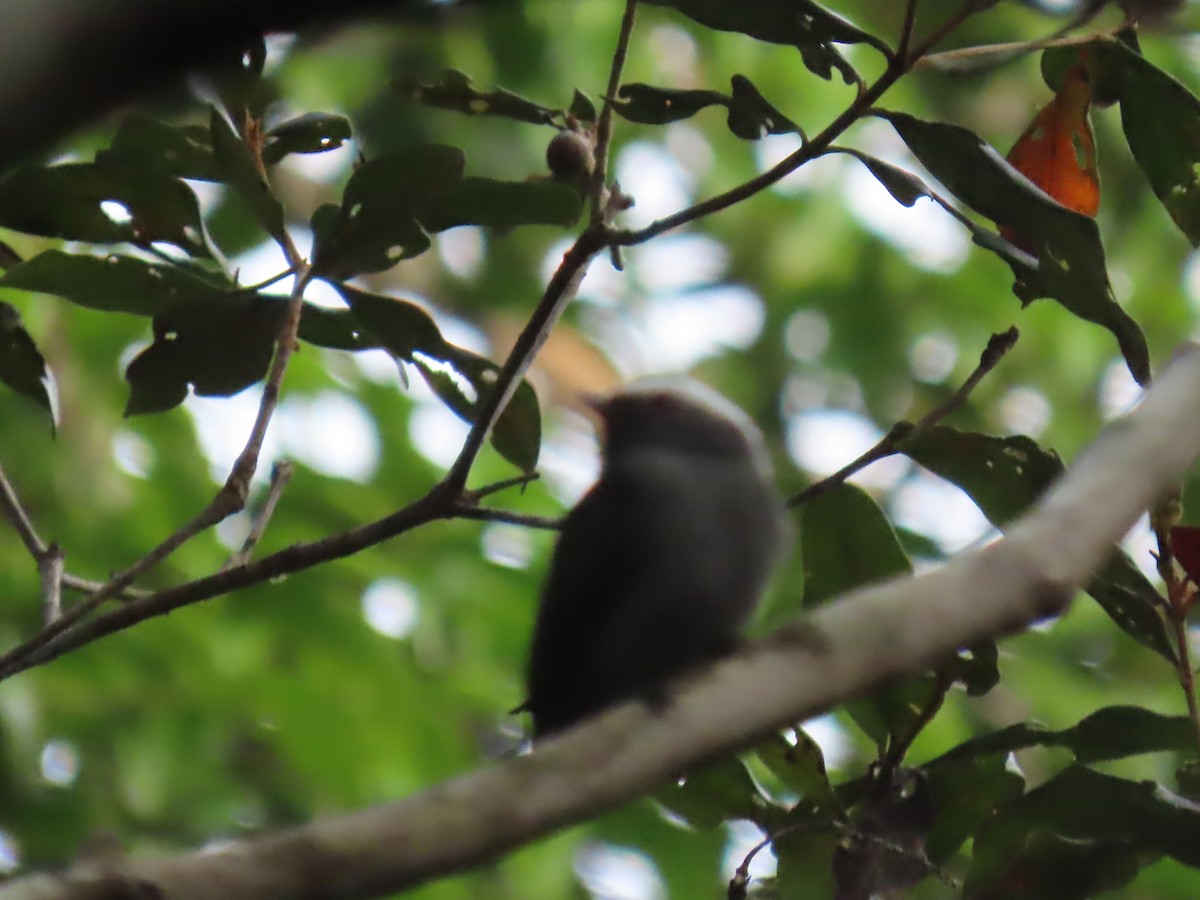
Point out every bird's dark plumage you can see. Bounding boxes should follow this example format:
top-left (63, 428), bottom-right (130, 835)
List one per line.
top-left (525, 381), bottom-right (787, 738)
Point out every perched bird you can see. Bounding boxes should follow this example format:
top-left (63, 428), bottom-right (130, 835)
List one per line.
top-left (525, 379), bottom-right (788, 738)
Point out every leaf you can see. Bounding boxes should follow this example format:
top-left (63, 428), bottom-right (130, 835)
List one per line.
top-left (0, 162), bottom-right (209, 256)
top-left (933, 705), bottom-right (1196, 766)
top-left (124, 296), bottom-right (287, 415)
top-left (96, 116), bottom-right (221, 181)
top-left (754, 731), bottom-right (837, 809)
top-left (900, 425), bottom-right (1174, 658)
top-left (392, 69), bottom-right (558, 125)
top-left (880, 110), bottom-right (1150, 386)
top-left (339, 285), bottom-right (542, 472)
top-left (922, 752), bottom-right (1024, 864)
top-left (413, 346), bottom-right (542, 473)
top-left (612, 83), bottom-right (729, 126)
top-left (966, 766), bottom-right (1200, 895)
top-left (0, 301), bottom-right (56, 426)
top-left (727, 76), bottom-right (801, 139)
top-left (0, 251), bottom-right (231, 316)
top-left (1004, 54), bottom-right (1100, 249)
top-left (417, 177), bottom-right (582, 231)
top-left (310, 144), bottom-right (464, 280)
top-left (209, 107), bottom-right (286, 243)
top-left (296, 304), bottom-right (380, 352)
top-left (654, 757), bottom-right (777, 830)
top-left (1171, 525), bottom-right (1200, 586)
top-left (640, 0), bottom-right (887, 84)
top-left (262, 112), bottom-right (353, 165)
top-left (568, 89), bottom-right (597, 123)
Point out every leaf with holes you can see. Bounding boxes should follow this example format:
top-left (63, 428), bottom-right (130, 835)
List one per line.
top-left (0, 162), bottom-right (209, 256)
top-left (901, 426), bottom-right (1174, 659)
top-left (880, 110), bottom-right (1149, 386)
top-left (96, 116), bottom-right (220, 181)
top-left (124, 296), bottom-right (288, 415)
top-left (263, 112), bottom-right (353, 165)
top-left (311, 144), bottom-right (464, 280)
top-left (0, 301), bottom-right (56, 427)
top-left (612, 83), bottom-right (729, 126)
top-left (0, 250), bottom-right (232, 316)
top-left (392, 69), bottom-right (559, 125)
top-left (336, 285), bottom-right (445, 360)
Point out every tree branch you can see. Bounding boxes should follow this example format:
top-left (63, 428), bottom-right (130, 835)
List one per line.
top-left (8, 343), bottom-right (1200, 900)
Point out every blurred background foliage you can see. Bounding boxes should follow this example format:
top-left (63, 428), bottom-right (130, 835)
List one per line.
top-left (4, 0), bottom-right (1200, 896)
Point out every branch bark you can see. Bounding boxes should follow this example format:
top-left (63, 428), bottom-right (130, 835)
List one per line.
top-left (7, 344), bottom-right (1200, 900)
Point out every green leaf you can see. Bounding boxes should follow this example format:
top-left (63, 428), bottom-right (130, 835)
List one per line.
top-left (0, 251), bottom-right (231, 316)
top-left (296, 304), bottom-right (380, 352)
top-left (880, 110), bottom-right (1150, 386)
top-left (923, 752), bottom-right (1024, 864)
top-left (392, 69), bottom-right (558, 125)
top-left (640, 0), bottom-right (886, 83)
top-left (612, 83), bottom-right (729, 126)
top-left (336, 284), bottom-right (445, 360)
top-left (263, 112), bottom-right (353, 165)
top-left (934, 705), bottom-right (1197, 767)
top-left (653, 757), bottom-right (779, 830)
top-left (124, 296), bottom-right (287, 415)
top-left (839, 149), bottom-right (928, 207)
top-left (1102, 38), bottom-right (1200, 246)
top-left (311, 145), bottom-right (464, 280)
top-left (97, 116), bottom-right (220, 181)
top-left (414, 346), bottom-right (542, 473)
top-left (0, 301), bottom-right (56, 426)
top-left (727, 76), bottom-right (801, 139)
top-left (966, 766), bottom-right (1200, 895)
top-left (800, 482), bottom-right (912, 608)
top-left (418, 177), bottom-right (582, 231)
top-left (209, 107), bottom-right (287, 243)
top-left (900, 425), bottom-right (1174, 659)
top-left (755, 731), bottom-right (837, 809)
top-left (0, 162), bottom-right (209, 256)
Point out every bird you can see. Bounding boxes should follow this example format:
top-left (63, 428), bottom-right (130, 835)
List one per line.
top-left (524, 379), bottom-right (789, 738)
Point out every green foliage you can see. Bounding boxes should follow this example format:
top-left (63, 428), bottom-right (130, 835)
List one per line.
top-left (5, 1), bottom-right (1200, 898)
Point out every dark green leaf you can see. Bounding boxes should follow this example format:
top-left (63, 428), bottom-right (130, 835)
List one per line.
top-left (0, 251), bottom-right (231, 316)
top-left (966, 766), bottom-right (1200, 895)
top-left (0, 301), bottom-right (56, 426)
top-left (923, 752), bottom-right (1023, 864)
top-left (901, 425), bottom-right (1174, 658)
top-left (414, 346), bottom-right (542, 473)
top-left (125, 296), bottom-right (287, 415)
top-left (654, 757), bottom-right (778, 830)
top-left (311, 145), bottom-right (464, 280)
top-left (568, 89), bottom-right (597, 123)
top-left (934, 705), bottom-right (1196, 766)
top-left (727, 76), bottom-right (801, 139)
top-left (336, 284), bottom-right (445, 360)
top-left (840, 149), bottom-right (928, 207)
top-left (943, 641), bottom-right (1000, 696)
top-left (263, 112), bottom-right (353, 165)
top-left (418, 177), bottom-right (582, 231)
top-left (0, 163), bottom-right (208, 256)
top-left (296, 304), bottom-right (380, 352)
top-left (210, 107), bottom-right (286, 242)
top-left (612, 83), bottom-right (729, 126)
top-left (640, 0), bottom-right (886, 83)
top-left (392, 69), bottom-right (558, 125)
top-left (96, 116), bottom-right (220, 181)
top-left (1040, 42), bottom-right (1123, 108)
top-left (880, 110), bottom-right (1150, 386)
top-left (1102, 38), bottom-right (1200, 246)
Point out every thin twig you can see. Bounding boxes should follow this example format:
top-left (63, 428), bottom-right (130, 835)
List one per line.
top-left (235, 267), bottom-right (299, 295)
top-left (590, 0), bottom-right (638, 225)
top-left (790, 327), bottom-right (1019, 508)
top-left (224, 460), bottom-right (294, 570)
top-left (608, 0), bottom-right (994, 248)
top-left (462, 472), bottom-right (541, 504)
top-left (450, 504), bottom-right (561, 531)
top-left (896, 0), bottom-right (920, 63)
top-left (39, 542), bottom-right (64, 626)
top-left (1150, 512), bottom-right (1200, 754)
top-left (0, 459), bottom-right (45, 556)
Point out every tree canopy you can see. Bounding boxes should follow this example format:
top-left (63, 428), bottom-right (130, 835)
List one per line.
top-left (5, 1), bottom-right (1200, 897)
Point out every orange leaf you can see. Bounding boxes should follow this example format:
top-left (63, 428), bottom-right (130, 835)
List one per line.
top-left (1001, 54), bottom-right (1100, 248)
